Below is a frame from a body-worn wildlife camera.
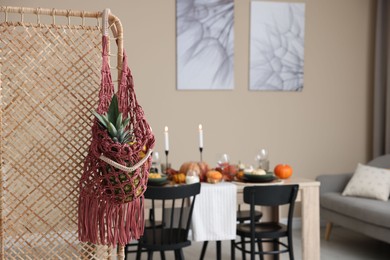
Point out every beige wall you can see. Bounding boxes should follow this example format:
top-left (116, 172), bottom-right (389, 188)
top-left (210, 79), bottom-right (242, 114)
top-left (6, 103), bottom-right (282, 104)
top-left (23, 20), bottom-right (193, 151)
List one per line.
top-left (1, 0), bottom-right (376, 179)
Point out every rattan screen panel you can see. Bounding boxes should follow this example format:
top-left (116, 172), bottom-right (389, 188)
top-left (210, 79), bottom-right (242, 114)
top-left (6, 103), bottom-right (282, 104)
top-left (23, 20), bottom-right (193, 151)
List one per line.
top-left (0, 21), bottom-right (117, 259)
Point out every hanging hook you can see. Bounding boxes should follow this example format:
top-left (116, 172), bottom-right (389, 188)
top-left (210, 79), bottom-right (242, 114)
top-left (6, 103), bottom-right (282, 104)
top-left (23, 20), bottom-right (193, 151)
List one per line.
top-left (19, 7), bottom-right (24, 23)
top-left (66, 9), bottom-right (71, 26)
top-left (81, 11), bottom-right (85, 26)
top-left (51, 8), bottom-right (56, 25)
top-left (36, 7), bottom-right (42, 24)
top-left (5, 6), bottom-right (9, 22)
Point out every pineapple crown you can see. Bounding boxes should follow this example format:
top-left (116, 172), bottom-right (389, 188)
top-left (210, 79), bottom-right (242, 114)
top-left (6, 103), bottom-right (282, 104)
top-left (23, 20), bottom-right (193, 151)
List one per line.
top-left (92, 94), bottom-right (133, 144)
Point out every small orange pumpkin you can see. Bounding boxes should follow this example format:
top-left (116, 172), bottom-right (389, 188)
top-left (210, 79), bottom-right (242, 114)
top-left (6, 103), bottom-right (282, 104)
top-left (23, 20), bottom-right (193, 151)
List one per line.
top-left (206, 170), bottom-right (223, 183)
top-left (274, 164), bottom-right (293, 179)
top-left (172, 173), bottom-right (186, 184)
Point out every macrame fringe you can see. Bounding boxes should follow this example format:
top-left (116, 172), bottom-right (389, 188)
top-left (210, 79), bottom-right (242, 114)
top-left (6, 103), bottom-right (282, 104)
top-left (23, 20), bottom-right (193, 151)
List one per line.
top-left (78, 195), bottom-right (145, 246)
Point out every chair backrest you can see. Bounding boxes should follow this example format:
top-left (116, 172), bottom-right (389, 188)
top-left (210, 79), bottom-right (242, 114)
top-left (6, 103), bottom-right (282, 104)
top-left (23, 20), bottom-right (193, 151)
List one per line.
top-left (145, 182), bottom-right (201, 200)
top-left (143, 183), bottom-right (201, 245)
top-left (243, 185), bottom-right (299, 207)
top-left (243, 185), bottom-right (299, 226)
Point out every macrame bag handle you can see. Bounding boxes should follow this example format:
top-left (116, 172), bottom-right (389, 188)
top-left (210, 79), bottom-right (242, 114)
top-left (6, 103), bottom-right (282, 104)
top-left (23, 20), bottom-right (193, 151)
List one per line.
top-left (100, 150), bottom-right (153, 172)
top-left (98, 8), bottom-right (153, 172)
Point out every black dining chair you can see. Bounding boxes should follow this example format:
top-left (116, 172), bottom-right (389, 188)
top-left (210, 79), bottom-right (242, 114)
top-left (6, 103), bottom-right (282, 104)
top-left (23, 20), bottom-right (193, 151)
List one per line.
top-left (231, 184), bottom-right (299, 260)
top-left (129, 183), bottom-right (201, 260)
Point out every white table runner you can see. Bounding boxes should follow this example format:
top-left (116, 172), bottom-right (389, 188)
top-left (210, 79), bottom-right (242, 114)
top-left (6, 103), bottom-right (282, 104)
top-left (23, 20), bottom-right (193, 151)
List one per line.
top-left (191, 182), bottom-right (237, 242)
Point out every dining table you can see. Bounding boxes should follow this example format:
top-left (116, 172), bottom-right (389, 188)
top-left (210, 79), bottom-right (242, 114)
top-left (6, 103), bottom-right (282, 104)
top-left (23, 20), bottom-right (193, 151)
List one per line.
top-left (190, 176), bottom-right (320, 260)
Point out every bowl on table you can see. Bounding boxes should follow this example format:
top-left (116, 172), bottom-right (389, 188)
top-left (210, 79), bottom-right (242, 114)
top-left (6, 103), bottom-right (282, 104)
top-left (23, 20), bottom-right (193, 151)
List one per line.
top-left (243, 170), bottom-right (276, 183)
top-left (147, 173), bottom-right (168, 186)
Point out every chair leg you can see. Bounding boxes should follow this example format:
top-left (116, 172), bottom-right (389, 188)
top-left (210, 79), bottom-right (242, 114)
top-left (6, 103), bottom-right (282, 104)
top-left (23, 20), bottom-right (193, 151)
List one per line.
top-left (124, 245), bottom-right (128, 260)
top-left (200, 241), bottom-right (208, 260)
top-left (160, 250), bottom-right (166, 260)
top-left (289, 247), bottom-right (294, 260)
top-left (241, 235), bottom-right (246, 260)
top-left (288, 231), bottom-right (295, 260)
top-left (216, 241), bottom-right (221, 260)
top-left (250, 237), bottom-right (256, 260)
top-left (273, 239), bottom-right (279, 260)
top-left (230, 240), bottom-right (235, 260)
top-left (147, 251), bottom-right (153, 260)
top-left (174, 249), bottom-right (185, 260)
top-left (325, 222), bottom-right (333, 241)
top-left (257, 240), bottom-right (264, 260)
top-left (136, 244), bottom-right (142, 260)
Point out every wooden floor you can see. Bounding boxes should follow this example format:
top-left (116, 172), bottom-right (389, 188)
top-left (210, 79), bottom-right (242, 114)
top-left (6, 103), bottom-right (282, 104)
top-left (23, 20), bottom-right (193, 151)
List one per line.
top-left (127, 226), bottom-right (390, 259)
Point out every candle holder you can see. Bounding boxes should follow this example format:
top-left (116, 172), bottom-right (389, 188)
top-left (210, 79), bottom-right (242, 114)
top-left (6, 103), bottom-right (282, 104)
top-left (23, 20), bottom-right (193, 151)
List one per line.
top-left (199, 147), bottom-right (203, 162)
top-left (165, 150), bottom-right (169, 173)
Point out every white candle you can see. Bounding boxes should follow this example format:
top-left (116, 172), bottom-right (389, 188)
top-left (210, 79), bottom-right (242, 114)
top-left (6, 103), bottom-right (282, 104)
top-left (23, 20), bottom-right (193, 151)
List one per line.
top-left (198, 124), bottom-right (203, 148)
top-left (164, 126), bottom-right (169, 151)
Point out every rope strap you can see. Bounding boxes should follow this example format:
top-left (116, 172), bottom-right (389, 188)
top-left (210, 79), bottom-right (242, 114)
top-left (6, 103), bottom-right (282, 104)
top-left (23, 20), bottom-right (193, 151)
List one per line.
top-left (99, 149), bottom-right (153, 172)
top-left (102, 8), bottom-right (110, 36)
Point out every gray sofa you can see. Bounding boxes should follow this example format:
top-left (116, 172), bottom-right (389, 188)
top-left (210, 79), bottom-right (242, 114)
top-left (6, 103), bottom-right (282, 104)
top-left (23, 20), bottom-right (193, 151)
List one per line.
top-left (316, 154), bottom-right (390, 243)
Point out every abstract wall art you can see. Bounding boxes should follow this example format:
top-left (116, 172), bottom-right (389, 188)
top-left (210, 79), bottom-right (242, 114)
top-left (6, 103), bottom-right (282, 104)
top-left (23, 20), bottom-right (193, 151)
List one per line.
top-left (176, 0), bottom-right (234, 90)
top-left (249, 1), bottom-right (306, 91)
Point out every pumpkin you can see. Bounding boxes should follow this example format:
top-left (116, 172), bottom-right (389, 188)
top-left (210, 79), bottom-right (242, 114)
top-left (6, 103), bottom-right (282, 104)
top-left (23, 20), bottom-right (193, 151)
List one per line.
top-left (274, 164), bottom-right (293, 179)
top-left (179, 161), bottom-right (210, 182)
top-left (236, 170), bottom-right (244, 181)
top-left (172, 173), bottom-right (186, 184)
top-left (206, 170), bottom-right (223, 183)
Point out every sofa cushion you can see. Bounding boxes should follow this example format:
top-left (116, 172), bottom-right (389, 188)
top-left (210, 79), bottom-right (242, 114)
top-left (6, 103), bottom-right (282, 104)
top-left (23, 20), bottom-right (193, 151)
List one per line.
top-left (321, 192), bottom-right (390, 229)
top-left (342, 163), bottom-right (390, 201)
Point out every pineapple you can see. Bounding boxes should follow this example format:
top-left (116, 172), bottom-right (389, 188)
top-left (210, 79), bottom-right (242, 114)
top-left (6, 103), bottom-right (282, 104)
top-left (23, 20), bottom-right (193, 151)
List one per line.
top-left (93, 94), bottom-right (143, 202)
top-left (92, 94), bottom-right (133, 144)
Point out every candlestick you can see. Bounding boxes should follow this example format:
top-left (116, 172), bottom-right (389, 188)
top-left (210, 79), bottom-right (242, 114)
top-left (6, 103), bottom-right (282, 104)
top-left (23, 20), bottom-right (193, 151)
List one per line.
top-left (198, 124), bottom-right (203, 148)
top-left (199, 147), bottom-right (203, 162)
top-left (165, 150), bottom-right (169, 173)
top-left (164, 126), bottom-right (169, 151)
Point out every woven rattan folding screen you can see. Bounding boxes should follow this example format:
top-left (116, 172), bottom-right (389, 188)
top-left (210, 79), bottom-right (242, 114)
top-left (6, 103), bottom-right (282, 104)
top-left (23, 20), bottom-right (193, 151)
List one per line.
top-left (0, 6), bottom-right (124, 259)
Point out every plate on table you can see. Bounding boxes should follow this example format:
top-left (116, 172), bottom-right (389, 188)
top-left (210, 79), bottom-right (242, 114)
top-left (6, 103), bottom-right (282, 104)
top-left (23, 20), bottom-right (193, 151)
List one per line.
top-left (147, 174), bottom-right (168, 186)
top-left (243, 172), bottom-right (276, 183)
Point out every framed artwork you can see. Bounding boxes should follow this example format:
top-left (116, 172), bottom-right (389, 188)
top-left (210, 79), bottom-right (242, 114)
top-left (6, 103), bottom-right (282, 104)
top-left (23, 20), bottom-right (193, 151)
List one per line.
top-left (176, 0), bottom-right (234, 90)
top-left (249, 1), bottom-right (306, 91)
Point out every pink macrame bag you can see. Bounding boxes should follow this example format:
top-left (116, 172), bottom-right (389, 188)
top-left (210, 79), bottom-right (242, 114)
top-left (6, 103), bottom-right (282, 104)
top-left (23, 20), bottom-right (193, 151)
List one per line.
top-left (78, 32), bottom-right (155, 246)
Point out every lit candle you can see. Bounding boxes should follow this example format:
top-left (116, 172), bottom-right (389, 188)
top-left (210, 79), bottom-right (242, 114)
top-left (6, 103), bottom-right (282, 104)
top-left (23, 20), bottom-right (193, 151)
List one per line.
top-left (164, 126), bottom-right (169, 151)
top-left (198, 124), bottom-right (203, 148)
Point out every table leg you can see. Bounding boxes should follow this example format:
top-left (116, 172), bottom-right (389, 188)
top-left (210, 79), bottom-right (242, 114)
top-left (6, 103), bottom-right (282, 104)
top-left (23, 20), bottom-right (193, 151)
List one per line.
top-left (301, 186), bottom-right (320, 260)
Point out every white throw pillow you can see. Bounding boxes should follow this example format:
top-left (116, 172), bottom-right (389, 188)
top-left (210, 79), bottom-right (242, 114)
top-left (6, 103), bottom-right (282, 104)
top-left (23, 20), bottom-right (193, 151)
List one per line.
top-left (342, 163), bottom-right (390, 201)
